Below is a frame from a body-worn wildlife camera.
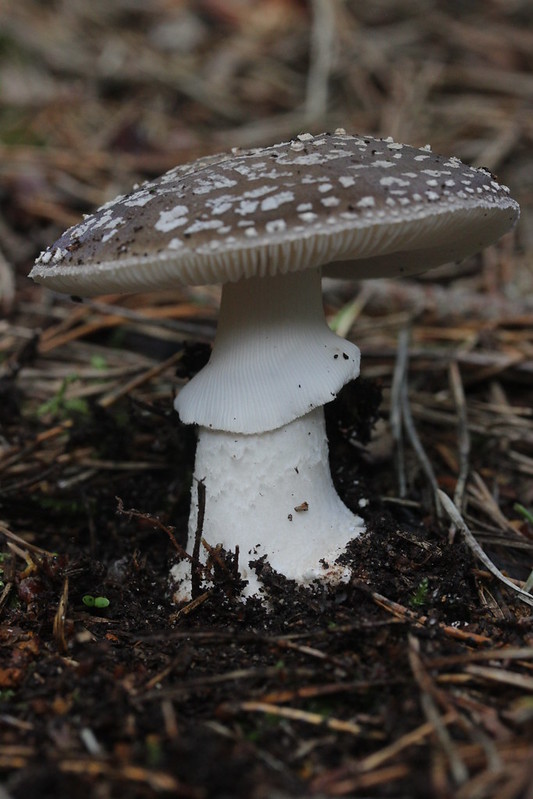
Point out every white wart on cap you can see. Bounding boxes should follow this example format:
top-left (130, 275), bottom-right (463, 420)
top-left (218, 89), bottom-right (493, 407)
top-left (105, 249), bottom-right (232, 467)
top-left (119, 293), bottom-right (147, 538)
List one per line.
top-left (31, 131), bottom-right (519, 296)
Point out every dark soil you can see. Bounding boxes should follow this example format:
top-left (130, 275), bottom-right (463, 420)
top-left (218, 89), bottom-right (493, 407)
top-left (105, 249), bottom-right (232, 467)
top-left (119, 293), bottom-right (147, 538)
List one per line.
top-left (1, 372), bottom-right (532, 798)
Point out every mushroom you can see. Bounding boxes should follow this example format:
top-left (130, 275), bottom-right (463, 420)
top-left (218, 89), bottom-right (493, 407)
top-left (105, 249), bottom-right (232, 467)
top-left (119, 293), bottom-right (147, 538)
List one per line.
top-left (30, 130), bottom-right (520, 597)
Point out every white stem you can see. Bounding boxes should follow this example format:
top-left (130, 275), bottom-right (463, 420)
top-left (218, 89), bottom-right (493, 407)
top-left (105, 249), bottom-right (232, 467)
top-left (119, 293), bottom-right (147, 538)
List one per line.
top-left (175, 268), bottom-right (360, 434)
top-left (172, 407), bottom-right (364, 598)
top-left (172, 267), bottom-right (364, 599)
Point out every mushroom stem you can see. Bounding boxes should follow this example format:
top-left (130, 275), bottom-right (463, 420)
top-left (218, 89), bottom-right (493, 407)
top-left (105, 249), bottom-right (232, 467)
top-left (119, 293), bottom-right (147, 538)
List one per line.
top-left (175, 268), bottom-right (360, 434)
top-left (173, 267), bottom-right (365, 598)
top-left (173, 407), bottom-right (365, 598)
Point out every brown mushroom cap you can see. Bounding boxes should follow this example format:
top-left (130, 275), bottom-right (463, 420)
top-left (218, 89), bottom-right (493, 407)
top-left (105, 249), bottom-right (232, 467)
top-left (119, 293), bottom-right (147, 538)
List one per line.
top-left (30, 131), bottom-right (519, 296)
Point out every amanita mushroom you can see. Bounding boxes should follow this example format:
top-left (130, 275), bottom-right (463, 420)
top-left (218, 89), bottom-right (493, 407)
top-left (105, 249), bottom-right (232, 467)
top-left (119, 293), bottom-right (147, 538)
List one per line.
top-left (30, 130), bottom-right (519, 597)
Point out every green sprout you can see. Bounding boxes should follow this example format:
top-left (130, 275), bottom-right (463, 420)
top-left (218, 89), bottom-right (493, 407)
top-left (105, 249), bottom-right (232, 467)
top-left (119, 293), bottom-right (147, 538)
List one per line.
top-left (409, 577), bottom-right (429, 608)
top-left (90, 354), bottom-right (108, 370)
top-left (37, 375), bottom-right (89, 419)
top-left (82, 595), bottom-right (110, 609)
top-left (145, 735), bottom-right (163, 768)
top-left (514, 503), bottom-right (533, 525)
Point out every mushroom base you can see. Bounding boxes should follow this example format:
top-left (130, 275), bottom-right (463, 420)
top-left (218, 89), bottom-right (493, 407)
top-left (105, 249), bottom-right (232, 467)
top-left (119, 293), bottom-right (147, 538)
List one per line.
top-left (171, 407), bottom-right (365, 599)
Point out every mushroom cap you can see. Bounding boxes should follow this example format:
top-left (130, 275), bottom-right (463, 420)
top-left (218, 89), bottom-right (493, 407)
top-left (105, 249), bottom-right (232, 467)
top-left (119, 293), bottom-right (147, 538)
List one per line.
top-left (30, 131), bottom-right (519, 296)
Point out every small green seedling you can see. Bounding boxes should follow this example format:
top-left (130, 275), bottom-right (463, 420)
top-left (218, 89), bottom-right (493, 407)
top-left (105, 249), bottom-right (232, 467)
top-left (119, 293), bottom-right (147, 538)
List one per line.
top-left (37, 375), bottom-right (89, 419)
top-left (90, 354), bottom-right (108, 370)
top-left (409, 577), bottom-right (429, 608)
top-left (82, 594), bottom-right (110, 609)
top-left (514, 503), bottom-right (533, 525)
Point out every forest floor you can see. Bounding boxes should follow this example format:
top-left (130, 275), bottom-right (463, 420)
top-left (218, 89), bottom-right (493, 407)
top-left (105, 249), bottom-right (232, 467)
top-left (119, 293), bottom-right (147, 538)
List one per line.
top-left (1, 1), bottom-right (533, 797)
